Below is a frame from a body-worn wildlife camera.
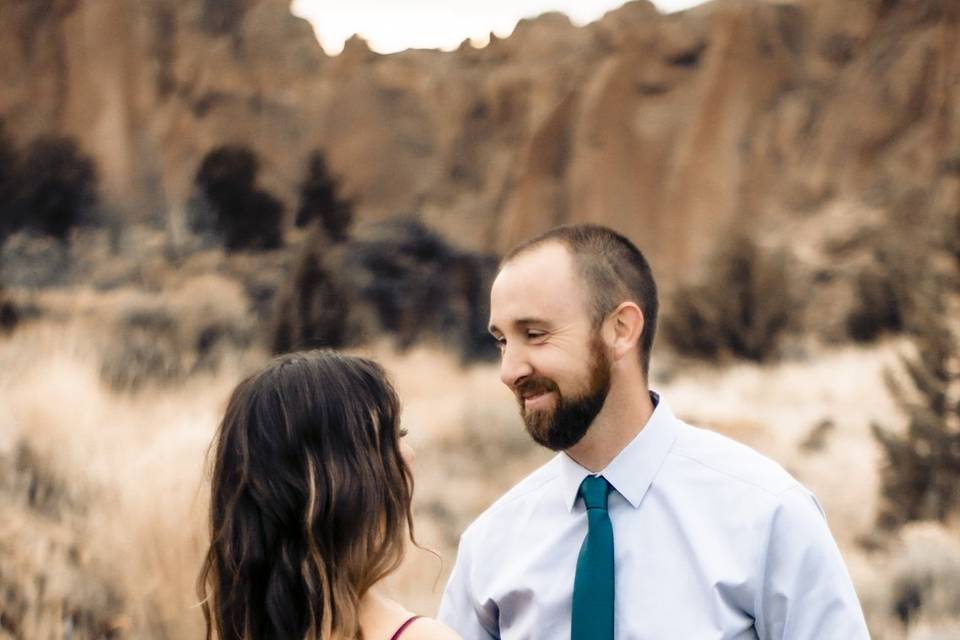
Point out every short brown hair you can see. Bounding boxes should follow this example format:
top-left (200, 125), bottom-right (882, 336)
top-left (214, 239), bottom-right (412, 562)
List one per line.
top-left (502, 224), bottom-right (659, 377)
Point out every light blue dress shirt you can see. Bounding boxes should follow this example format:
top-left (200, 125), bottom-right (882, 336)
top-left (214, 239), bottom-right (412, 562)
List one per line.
top-left (438, 393), bottom-right (869, 639)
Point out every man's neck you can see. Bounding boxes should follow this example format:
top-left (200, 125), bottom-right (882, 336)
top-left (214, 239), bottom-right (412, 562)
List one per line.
top-left (564, 380), bottom-right (655, 473)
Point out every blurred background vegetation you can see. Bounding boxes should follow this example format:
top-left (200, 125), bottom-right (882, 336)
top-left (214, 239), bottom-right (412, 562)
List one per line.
top-left (1, 0), bottom-right (960, 638)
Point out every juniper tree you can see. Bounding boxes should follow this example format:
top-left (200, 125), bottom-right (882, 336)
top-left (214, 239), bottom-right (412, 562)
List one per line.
top-left (0, 130), bottom-right (98, 241)
top-left (0, 122), bottom-right (17, 234)
top-left (846, 230), bottom-right (927, 343)
top-left (872, 305), bottom-right (960, 529)
top-left (193, 145), bottom-right (284, 251)
top-left (294, 151), bottom-right (352, 242)
top-left (270, 218), bottom-right (498, 362)
top-left (18, 137), bottom-right (98, 239)
top-left (661, 230), bottom-right (796, 362)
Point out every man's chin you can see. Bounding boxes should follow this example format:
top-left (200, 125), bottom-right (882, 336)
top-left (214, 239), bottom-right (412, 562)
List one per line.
top-left (522, 411), bottom-right (554, 446)
top-left (522, 409), bottom-right (551, 431)
top-left (523, 414), bottom-right (591, 451)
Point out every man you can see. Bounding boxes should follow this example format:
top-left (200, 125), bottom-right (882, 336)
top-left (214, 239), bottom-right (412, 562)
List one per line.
top-left (438, 225), bottom-right (869, 639)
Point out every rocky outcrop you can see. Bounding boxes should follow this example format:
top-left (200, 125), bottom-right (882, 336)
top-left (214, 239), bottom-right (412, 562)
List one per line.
top-left (0, 0), bottom-right (325, 224)
top-left (1, 0), bottom-right (957, 276)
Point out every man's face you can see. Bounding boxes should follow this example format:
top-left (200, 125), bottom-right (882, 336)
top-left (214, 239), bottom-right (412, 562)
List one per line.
top-left (488, 243), bottom-right (612, 451)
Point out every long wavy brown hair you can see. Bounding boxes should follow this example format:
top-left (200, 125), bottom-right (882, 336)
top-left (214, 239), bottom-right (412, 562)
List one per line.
top-left (197, 350), bottom-right (415, 640)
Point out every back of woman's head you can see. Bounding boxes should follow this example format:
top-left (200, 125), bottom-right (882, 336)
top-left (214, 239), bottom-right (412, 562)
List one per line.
top-left (198, 350), bottom-right (413, 640)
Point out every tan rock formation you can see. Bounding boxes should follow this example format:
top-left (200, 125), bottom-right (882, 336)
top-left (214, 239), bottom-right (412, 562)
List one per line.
top-left (1, 0), bottom-right (957, 277)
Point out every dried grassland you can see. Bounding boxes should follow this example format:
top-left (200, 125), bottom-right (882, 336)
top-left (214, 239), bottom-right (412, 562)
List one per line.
top-left (1, 307), bottom-right (959, 639)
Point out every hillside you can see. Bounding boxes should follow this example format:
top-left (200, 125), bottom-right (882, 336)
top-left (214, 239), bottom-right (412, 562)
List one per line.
top-left (1, 0), bottom-right (956, 274)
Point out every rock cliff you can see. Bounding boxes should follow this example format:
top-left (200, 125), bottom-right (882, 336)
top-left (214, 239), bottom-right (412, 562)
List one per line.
top-left (1, 0), bottom-right (957, 275)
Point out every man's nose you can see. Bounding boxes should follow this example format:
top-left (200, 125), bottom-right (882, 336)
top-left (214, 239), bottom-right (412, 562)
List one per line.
top-left (499, 343), bottom-right (533, 388)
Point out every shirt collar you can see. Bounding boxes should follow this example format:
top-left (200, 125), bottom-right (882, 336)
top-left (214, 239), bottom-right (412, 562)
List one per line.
top-left (559, 391), bottom-right (680, 512)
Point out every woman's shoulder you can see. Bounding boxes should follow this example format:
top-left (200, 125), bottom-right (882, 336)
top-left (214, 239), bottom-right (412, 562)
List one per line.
top-left (394, 616), bottom-right (461, 640)
top-left (360, 592), bottom-right (461, 640)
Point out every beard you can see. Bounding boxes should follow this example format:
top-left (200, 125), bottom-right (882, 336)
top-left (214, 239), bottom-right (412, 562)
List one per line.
top-left (515, 333), bottom-right (612, 451)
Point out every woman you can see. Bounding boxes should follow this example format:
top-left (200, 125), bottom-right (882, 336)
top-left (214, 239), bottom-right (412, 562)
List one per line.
top-left (198, 350), bottom-right (460, 640)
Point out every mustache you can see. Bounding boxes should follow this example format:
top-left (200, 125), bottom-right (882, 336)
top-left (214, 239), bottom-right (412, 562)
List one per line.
top-left (514, 376), bottom-right (559, 398)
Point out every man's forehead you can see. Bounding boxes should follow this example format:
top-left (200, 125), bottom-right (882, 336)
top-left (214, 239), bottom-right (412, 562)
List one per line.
top-left (494, 243), bottom-right (574, 290)
top-left (490, 242), bottom-right (585, 325)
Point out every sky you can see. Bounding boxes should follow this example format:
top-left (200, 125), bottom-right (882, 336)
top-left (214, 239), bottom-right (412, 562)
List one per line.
top-left (291, 0), bottom-right (709, 55)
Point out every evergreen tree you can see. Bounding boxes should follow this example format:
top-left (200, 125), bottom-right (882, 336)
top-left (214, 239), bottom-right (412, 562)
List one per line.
top-left (846, 235), bottom-right (925, 343)
top-left (0, 286), bottom-right (16, 334)
top-left (872, 304), bottom-right (960, 529)
top-left (0, 131), bottom-right (98, 241)
top-left (662, 229), bottom-right (796, 362)
top-left (952, 204), bottom-right (960, 268)
top-left (294, 151), bottom-right (352, 242)
top-left (0, 121), bottom-right (19, 240)
top-left (193, 145), bottom-right (284, 251)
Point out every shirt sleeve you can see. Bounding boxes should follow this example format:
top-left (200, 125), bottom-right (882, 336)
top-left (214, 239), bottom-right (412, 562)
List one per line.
top-left (755, 485), bottom-right (870, 640)
top-left (438, 532), bottom-right (500, 640)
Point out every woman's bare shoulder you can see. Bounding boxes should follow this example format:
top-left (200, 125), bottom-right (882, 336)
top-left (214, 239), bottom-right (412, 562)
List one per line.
top-left (400, 617), bottom-right (462, 640)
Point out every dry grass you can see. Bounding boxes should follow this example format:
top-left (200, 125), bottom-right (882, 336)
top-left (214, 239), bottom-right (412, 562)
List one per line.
top-left (656, 343), bottom-right (904, 547)
top-left (0, 322), bottom-right (240, 638)
top-left (0, 318), bottom-right (529, 637)
top-left (857, 523), bottom-right (960, 640)
top-left (1, 308), bottom-right (958, 638)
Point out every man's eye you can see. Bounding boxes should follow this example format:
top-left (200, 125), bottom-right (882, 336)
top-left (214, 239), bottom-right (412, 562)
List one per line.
top-left (526, 331), bottom-right (546, 340)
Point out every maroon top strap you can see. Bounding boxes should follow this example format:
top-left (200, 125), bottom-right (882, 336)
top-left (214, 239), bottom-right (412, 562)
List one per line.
top-left (389, 615), bottom-right (422, 640)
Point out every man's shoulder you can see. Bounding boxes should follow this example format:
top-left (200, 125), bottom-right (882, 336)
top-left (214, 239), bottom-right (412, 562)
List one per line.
top-left (668, 420), bottom-right (799, 497)
top-left (460, 454), bottom-right (563, 539)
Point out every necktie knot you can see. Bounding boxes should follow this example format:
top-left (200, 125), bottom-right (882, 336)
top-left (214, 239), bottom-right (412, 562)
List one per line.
top-left (579, 475), bottom-right (610, 511)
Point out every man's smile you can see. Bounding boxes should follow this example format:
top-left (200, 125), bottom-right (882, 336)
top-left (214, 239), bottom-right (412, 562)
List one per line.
top-left (522, 389), bottom-right (554, 410)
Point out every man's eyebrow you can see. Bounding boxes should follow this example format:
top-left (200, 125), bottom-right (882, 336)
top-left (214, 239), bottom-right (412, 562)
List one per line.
top-left (515, 317), bottom-right (548, 327)
top-left (489, 318), bottom-right (549, 334)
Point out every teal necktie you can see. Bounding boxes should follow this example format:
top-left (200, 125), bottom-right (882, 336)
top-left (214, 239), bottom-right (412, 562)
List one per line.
top-left (571, 474), bottom-right (615, 640)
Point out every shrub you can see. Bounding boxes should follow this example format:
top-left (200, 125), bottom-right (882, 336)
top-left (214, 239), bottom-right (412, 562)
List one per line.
top-left (193, 145), bottom-right (284, 251)
top-left (10, 441), bottom-right (76, 519)
top-left (20, 137), bottom-right (98, 239)
top-left (0, 130), bottom-right (98, 242)
top-left (294, 151), bottom-right (353, 241)
top-left (886, 524), bottom-right (960, 633)
top-left (271, 218), bottom-right (499, 362)
top-left (196, 145), bottom-right (257, 205)
top-left (0, 439), bottom-right (124, 639)
top-left (100, 276), bottom-right (256, 391)
top-left (799, 418), bottom-right (835, 453)
top-left (99, 309), bottom-right (185, 392)
top-left (344, 218), bottom-right (498, 360)
top-left (871, 304), bottom-right (960, 529)
top-left (222, 189), bottom-right (283, 252)
top-left (0, 231), bottom-right (72, 288)
top-left (846, 267), bottom-right (905, 342)
top-left (0, 292), bottom-right (17, 334)
top-left (950, 204), bottom-right (960, 271)
top-left (270, 230), bottom-right (350, 354)
top-left (661, 230), bottom-right (796, 362)
top-left (846, 240), bottom-right (926, 343)
top-left (0, 121), bottom-right (19, 239)
top-left (200, 0), bottom-right (249, 35)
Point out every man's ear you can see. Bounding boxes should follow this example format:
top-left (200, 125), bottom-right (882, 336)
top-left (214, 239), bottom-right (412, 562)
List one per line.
top-left (606, 302), bottom-right (644, 360)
